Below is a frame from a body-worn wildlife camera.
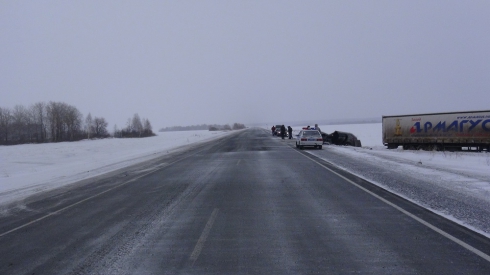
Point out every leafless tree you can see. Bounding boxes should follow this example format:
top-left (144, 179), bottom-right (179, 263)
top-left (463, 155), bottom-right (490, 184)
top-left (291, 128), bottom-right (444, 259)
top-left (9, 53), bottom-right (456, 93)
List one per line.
top-left (47, 102), bottom-right (64, 142)
top-left (1, 101), bottom-right (111, 144)
top-left (143, 118), bottom-right (153, 136)
top-left (31, 102), bottom-right (47, 142)
top-left (132, 113), bottom-right (143, 137)
top-left (65, 105), bottom-right (83, 141)
top-left (0, 107), bottom-right (13, 144)
top-left (232, 123), bottom-right (245, 130)
top-left (11, 105), bottom-right (29, 142)
top-left (119, 114), bottom-right (154, 138)
top-left (93, 117), bottom-right (109, 138)
top-left (125, 118), bottom-right (132, 132)
top-left (46, 102), bottom-right (83, 142)
top-left (85, 113), bottom-right (93, 139)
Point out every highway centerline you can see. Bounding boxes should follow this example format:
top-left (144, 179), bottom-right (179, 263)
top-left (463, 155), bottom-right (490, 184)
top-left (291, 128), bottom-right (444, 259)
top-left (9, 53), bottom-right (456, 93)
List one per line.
top-left (189, 208), bottom-right (220, 266)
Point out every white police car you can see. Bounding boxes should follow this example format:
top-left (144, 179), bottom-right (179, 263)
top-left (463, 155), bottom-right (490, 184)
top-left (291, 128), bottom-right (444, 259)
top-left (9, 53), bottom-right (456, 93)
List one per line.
top-left (295, 130), bottom-right (323, 149)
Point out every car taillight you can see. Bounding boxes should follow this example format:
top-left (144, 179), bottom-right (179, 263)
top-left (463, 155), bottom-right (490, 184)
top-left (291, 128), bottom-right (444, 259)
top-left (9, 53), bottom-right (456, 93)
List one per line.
top-left (301, 138), bottom-right (307, 141)
top-left (317, 138), bottom-right (323, 141)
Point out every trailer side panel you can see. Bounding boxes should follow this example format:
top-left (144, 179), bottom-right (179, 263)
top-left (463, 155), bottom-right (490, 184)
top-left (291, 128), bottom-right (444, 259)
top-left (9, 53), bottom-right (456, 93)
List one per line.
top-left (382, 110), bottom-right (490, 150)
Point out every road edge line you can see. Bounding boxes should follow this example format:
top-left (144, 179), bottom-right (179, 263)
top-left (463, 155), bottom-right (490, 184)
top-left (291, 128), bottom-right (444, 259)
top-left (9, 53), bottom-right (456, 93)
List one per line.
top-left (294, 149), bottom-right (490, 263)
top-left (0, 147), bottom-right (210, 238)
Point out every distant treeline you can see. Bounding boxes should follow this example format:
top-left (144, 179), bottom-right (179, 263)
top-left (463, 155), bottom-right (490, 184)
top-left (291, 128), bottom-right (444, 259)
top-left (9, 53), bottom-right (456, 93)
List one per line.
top-left (0, 101), bottom-right (155, 145)
top-left (159, 123), bottom-right (246, 132)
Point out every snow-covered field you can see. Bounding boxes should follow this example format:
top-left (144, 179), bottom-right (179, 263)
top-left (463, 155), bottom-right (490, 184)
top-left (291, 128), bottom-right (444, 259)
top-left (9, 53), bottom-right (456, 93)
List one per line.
top-left (1, 123), bottom-right (490, 237)
top-left (312, 123), bottom-right (490, 182)
top-left (0, 130), bottom-right (235, 206)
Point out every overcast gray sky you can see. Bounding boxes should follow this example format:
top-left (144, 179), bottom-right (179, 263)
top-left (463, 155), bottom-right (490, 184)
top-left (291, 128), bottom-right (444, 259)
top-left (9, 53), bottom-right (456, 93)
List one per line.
top-left (2, 1), bottom-right (489, 129)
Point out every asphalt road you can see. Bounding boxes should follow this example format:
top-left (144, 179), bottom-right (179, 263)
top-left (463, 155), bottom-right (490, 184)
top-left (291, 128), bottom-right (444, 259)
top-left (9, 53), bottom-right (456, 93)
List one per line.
top-left (1, 128), bottom-right (490, 274)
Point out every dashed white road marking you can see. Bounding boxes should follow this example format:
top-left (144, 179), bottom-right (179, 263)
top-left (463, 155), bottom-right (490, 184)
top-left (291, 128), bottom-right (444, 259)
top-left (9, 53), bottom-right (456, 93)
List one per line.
top-left (189, 208), bottom-right (220, 266)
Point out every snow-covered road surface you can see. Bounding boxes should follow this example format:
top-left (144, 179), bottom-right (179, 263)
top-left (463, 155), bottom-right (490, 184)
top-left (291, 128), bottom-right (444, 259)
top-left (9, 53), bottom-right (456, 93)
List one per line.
top-left (2, 123), bottom-right (490, 238)
top-left (2, 128), bottom-right (489, 274)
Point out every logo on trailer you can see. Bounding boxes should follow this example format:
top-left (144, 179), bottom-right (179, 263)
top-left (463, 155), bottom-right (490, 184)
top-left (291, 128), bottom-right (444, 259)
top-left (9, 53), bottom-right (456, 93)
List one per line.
top-left (394, 119), bottom-right (402, 136)
top-left (410, 119), bottom-right (490, 134)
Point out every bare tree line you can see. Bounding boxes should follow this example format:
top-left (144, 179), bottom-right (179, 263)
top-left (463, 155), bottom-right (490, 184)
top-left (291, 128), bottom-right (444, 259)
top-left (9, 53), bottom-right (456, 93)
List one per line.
top-left (0, 102), bottom-right (155, 145)
top-left (159, 123), bottom-right (246, 132)
top-left (114, 113), bottom-right (155, 138)
top-left (209, 123), bottom-right (246, 131)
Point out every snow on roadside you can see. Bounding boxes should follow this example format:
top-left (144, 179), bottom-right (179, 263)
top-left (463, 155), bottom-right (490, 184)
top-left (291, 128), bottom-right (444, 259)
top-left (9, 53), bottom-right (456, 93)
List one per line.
top-left (3, 122), bottom-right (490, 237)
top-left (299, 123), bottom-right (490, 237)
top-left (280, 123), bottom-right (490, 238)
top-left (0, 130), bottom-right (234, 205)
top-left (315, 122), bottom-right (490, 182)
top-left (311, 145), bottom-right (490, 238)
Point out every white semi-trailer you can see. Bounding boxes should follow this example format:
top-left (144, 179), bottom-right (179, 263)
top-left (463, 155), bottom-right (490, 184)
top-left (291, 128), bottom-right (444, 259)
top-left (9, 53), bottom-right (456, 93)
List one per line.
top-left (382, 110), bottom-right (490, 151)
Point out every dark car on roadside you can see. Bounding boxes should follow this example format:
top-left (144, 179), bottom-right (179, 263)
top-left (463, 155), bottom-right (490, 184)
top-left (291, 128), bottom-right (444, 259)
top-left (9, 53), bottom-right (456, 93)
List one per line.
top-left (321, 131), bottom-right (362, 147)
top-left (321, 132), bottom-right (332, 144)
top-left (274, 125), bottom-right (287, 137)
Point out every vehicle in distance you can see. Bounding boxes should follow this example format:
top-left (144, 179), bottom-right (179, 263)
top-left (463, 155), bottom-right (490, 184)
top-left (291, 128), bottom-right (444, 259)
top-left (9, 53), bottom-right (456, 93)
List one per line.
top-left (296, 130), bottom-right (323, 149)
top-left (382, 110), bottom-right (490, 151)
top-left (275, 125), bottom-right (287, 137)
